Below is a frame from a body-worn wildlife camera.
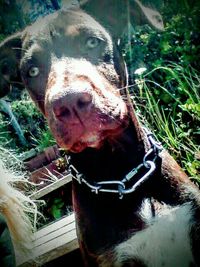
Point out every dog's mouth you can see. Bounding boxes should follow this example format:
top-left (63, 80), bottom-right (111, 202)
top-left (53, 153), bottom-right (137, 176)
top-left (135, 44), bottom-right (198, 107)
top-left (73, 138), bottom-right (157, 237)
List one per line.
top-left (69, 126), bottom-right (125, 153)
top-left (48, 105), bottom-right (128, 153)
top-left (70, 133), bottom-right (104, 153)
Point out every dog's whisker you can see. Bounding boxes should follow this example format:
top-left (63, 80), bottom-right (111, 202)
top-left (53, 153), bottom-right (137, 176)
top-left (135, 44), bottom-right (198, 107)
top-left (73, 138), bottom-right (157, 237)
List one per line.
top-left (13, 47), bottom-right (27, 52)
top-left (116, 83), bottom-right (138, 92)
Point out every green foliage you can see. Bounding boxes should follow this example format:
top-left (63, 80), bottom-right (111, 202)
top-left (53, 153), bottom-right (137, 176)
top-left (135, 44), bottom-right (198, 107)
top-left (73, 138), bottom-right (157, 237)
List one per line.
top-left (132, 64), bottom-right (200, 183)
top-left (12, 96), bottom-right (41, 125)
top-left (49, 198), bottom-right (65, 219)
top-left (37, 185), bottom-right (73, 227)
top-left (31, 127), bottom-right (56, 152)
top-left (123, 1), bottom-right (200, 72)
top-left (0, 109), bottom-right (22, 150)
top-left (0, 0), bottom-right (25, 35)
top-left (0, 91), bottom-right (55, 153)
top-left (11, 92), bottom-right (45, 149)
top-left (122, 1), bottom-right (200, 184)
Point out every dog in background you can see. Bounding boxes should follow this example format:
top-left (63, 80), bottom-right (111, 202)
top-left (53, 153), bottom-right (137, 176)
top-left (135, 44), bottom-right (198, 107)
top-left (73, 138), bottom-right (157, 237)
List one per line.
top-left (0, 1), bottom-right (199, 266)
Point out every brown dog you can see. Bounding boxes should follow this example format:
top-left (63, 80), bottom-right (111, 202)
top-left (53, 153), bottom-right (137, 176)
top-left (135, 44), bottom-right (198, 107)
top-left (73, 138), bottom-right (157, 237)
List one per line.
top-left (0, 1), bottom-right (199, 266)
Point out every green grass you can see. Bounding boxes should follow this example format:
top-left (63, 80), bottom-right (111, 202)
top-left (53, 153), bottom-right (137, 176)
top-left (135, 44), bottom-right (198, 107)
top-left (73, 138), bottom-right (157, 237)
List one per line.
top-left (132, 63), bottom-right (200, 184)
top-left (31, 127), bottom-right (56, 152)
top-left (0, 91), bottom-right (55, 154)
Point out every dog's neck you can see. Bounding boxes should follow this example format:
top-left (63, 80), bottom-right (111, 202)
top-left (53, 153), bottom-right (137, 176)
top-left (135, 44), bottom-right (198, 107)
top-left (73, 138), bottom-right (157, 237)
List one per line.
top-left (70, 116), bottom-right (151, 258)
top-left (69, 117), bottom-right (146, 183)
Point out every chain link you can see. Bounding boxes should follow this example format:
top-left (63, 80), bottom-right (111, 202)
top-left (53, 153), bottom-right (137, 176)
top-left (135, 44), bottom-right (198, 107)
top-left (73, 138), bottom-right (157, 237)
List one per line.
top-left (69, 128), bottom-right (162, 199)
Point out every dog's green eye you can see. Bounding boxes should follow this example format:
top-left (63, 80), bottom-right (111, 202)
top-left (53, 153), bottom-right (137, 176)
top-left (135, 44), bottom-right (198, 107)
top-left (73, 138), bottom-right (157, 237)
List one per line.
top-left (86, 37), bottom-right (101, 49)
top-left (28, 66), bottom-right (40, 77)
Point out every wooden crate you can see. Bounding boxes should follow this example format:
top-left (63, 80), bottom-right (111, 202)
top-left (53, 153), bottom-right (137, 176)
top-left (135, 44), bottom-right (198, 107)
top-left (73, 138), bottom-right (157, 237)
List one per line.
top-left (17, 214), bottom-right (78, 266)
top-left (30, 174), bottom-right (73, 200)
top-left (17, 174), bottom-right (79, 266)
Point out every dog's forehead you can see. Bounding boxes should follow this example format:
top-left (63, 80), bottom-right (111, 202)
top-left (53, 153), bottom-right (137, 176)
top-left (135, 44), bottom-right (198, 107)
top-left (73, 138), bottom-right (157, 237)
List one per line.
top-left (23, 8), bottom-right (110, 47)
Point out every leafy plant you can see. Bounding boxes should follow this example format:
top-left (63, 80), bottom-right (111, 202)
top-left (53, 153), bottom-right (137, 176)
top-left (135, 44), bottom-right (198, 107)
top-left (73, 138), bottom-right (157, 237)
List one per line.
top-left (0, 89), bottom-right (57, 154)
top-left (132, 64), bottom-right (200, 183)
top-left (0, 111), bottom-right (21, 150)
top-left (123, 1), bottom-right (200, 73)
top-left (122, 1), bottom-right (200, 184)
top-left (49, 198), bottom-right (65, 219)
top-left (31, 127), bottom-right (56, 152)
top-left (11, 92), bottom-right (44, 138)
top-left (37, 185), bottom-right (73, 227)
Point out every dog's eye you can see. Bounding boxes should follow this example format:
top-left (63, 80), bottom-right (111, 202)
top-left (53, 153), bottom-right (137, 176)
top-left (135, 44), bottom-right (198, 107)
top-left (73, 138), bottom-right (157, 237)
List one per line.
top-left (28, 66), bottom-right (40, 77)
top-left (86, 37), bottom-right (101, 49)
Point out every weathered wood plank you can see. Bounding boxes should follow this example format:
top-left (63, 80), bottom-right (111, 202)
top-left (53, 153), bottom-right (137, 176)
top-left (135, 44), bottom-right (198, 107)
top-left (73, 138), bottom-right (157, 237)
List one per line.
top-left (34, 221), bottom-right (76, 247)
top-left (30, 174), bottom-right (72, 200)
top-left (17, 213), bottom-right (78, 266)
top-left (32, 228), bottom-right (78, 264)
top-left (34, 214), bottom-right (75, 244)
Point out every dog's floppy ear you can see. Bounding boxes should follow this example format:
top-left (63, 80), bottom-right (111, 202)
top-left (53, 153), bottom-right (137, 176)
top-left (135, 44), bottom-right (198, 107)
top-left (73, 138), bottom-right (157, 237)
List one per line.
top-left (0, 32), bottom-right (23, 98)
top-left (80, 0), bottom-right (164, 38)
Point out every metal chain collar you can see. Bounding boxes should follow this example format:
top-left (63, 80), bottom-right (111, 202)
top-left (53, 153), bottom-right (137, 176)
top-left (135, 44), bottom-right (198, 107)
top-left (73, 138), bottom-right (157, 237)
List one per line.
top-left (69, 128), bottom-right (163, 199)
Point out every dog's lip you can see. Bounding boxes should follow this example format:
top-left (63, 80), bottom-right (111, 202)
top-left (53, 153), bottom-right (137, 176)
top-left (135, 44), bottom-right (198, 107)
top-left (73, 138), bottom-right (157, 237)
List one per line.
top-left (69, 133), bottom-right (102, 153)
top-left (70, 139), bottom-right (102, 153)
top-left (68, 124), bottom-right (127, 153)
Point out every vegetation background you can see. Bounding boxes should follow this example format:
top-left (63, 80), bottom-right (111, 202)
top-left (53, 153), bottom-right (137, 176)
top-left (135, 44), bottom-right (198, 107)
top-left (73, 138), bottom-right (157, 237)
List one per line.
top-left (0, 0), bottom-right (199, 185)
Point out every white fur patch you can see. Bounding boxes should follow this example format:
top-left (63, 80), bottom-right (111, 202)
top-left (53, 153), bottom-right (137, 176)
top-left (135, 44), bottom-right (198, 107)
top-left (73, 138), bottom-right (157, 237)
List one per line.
top-left (114, 202), bottom-right (194, 267)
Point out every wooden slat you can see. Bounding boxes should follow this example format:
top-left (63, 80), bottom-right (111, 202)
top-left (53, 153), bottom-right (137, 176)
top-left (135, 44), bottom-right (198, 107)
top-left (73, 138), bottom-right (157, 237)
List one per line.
top-left (34, 221), bottom-right (75, 247)
top-left (30, 174), bottom-right (72, 200)
top-left (35, 214), bottom-right (75, 239)
top-left (34, 229), bottom-right (77, 259)
top-left (17, 213), bottom-right (78, 266)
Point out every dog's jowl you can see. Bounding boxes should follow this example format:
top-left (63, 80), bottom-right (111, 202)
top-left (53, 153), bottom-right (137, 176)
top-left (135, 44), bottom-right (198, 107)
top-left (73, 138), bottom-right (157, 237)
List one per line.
top-left (0, 2), bottom-right (199, 267)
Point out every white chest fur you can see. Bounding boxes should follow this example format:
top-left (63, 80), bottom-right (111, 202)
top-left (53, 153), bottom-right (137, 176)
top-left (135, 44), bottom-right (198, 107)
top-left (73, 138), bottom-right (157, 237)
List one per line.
top-left (114, 201), bottom-right (194, 267)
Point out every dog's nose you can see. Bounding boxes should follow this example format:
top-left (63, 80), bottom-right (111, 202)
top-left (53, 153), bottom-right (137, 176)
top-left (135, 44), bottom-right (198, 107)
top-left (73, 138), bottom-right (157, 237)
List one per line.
top-left (52, 92), bottom-right (93, 121)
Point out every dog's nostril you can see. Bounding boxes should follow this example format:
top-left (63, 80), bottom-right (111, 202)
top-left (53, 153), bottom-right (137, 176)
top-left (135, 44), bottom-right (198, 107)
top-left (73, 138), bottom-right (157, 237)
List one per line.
top-left (54, 106), bottom-right (71, 120)
top-left (52, 92), bottom-right (92, 121)
top-left (59, 108), bottom-right (71, 118)
top-left (77, 93), bottom-right (92, 109)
